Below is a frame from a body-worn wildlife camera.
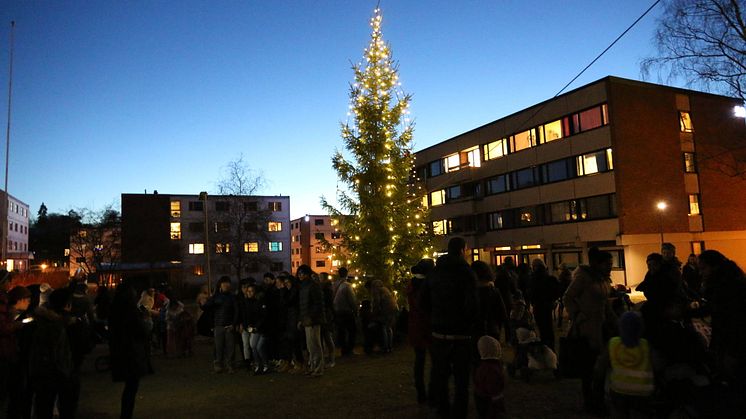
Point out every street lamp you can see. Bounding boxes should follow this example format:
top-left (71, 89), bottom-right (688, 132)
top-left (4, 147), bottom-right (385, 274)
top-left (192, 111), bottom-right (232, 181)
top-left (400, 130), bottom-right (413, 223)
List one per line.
top-left (656, 201), bottom-right (667, 245)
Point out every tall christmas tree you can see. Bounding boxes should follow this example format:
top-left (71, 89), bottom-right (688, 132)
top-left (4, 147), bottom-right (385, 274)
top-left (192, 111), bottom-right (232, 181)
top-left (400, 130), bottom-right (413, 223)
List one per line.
top-left (322, 7), bottom-right (432, 288)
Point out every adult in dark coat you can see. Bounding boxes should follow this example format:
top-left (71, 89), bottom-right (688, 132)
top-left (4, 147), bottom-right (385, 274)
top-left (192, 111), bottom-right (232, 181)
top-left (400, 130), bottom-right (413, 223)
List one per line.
top-left (202, 276), bottom-right (238, 373)
top-left (422, 237), bottom-right (479, 419)
top-left (298, 265), bottom-right (325, 376)
top-left (471, 261), bottom-right (507, 341)
top-left (109, 283), bottom-right (152, 419)
top-left (681, 253), bottom-right (701, 297)
top-left (530, 259), bottom-right (561, 350)
top-left (407, 259), bottom-right (435, 404)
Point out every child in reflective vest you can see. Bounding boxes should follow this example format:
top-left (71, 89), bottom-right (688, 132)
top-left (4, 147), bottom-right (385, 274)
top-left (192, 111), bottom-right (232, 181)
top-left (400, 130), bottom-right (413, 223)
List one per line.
top-left (473, 335), bottom-right (506, 419)
top-left (605, 311), bottom-right (654, 417)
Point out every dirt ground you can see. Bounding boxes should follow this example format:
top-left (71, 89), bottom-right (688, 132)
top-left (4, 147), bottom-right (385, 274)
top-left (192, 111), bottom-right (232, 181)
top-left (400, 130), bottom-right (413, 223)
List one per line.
top-left (76, 336), bottom-right (592, 419)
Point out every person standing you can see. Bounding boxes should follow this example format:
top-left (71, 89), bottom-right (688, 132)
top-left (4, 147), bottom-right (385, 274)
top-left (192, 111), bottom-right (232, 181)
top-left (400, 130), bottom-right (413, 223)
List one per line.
top-left (109, 283), bottom-right (153, 419)
top-left (333, 267), bottom-right (358, 357)
top-left (530, 259), bottom-right (561, 350)
top-left (202, 276), bottom-right (238, 373)
top-left (370, 279), bottom-right (398, 353)
top-left (422, 237), bottom-right (479, 419)
top-left (297, 265), bottom-right (325, 377)
top-left (5, 286), bottom-right (33, 419)
top-left (681, 253), bottom-right (701, 297)
top-left (556, 264), bottom-right (572, 328)
top-left (407, 259), bottom-right (434, 404)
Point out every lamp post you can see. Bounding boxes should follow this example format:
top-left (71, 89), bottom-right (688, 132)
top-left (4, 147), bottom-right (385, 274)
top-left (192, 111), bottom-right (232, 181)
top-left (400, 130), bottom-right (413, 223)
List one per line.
top-left (656, 201), bottom-right (667, 245)
top-left (199, 192), bottom-right (212, 294)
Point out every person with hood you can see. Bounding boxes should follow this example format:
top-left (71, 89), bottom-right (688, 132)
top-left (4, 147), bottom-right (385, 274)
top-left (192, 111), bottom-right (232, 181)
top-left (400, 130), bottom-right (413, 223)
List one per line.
top-left (563, 247), bottom-right (617, 413)
top-left (109, 283), bottom-right (153, 419)
top-left (407, 258), bottom-right (435, 404)
top-left (422, 237), bottom-right (479, 419)
top-left (333, 267), bottom-right (358, 357)
top-left (297, 265), bottom-right (325, 377)
top-left (473, 335), bottom-right (506, 419)
top-left (202, 276), bottom-right (238, 373)
top-left (370, 279), bottom-right (398, 354)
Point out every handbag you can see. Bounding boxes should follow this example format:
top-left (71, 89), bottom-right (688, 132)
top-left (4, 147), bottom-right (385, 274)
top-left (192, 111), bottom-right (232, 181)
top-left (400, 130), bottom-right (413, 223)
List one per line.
top-left (558, 320), bottom-right (593, 378)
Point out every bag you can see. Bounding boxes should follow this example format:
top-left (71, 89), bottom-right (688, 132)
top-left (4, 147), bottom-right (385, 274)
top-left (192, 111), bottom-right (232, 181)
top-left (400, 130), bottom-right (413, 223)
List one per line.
top-left (559, 323), bottom-right (593, 378)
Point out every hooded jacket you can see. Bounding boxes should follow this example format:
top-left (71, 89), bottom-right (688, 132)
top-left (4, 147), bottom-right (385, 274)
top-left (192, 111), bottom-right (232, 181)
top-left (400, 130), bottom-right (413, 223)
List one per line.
top-left (563, 265), bottom-right (616, 351)
top-left (422, 254), bottom-right (479, 336)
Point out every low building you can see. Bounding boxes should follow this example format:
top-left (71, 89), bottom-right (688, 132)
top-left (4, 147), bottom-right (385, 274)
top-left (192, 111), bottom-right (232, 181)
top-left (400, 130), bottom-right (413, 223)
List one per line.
top-left (414, 76), bottom-right (746, 286)
top-left (2, 191), bottom-right (31, 272)
top-left (290, 215), bottom-right (345, 274)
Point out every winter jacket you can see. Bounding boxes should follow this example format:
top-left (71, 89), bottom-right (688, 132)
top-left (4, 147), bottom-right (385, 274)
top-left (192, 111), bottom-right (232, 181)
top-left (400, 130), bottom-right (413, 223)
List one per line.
top-left (203, 291), bottom-right (238, 327)
top-left (708, 271), bottom-right (746, 368)
top-left (422, 254), bottom-right (479, 336)
top-left (239, 296), bottom-right (268, 335)
top-left (299, 278), bottom-right (325, 327)
top-left (370, 280), bottom-right (397, 325)
top-left (608, 337), bottom-right (654, 396)
top-left (407, 275), bottom-right (431, 349)
top-left (109, 295), bottom-right (152, 382)
top-left (333, 279), bottom-right (357, 315)
top-left (531, 271), bottom-right (561, 311)
top-left (563, 265), bottom-right (617, 352)
top-left (0, 290), bottom-right (20, 361)
top-left (473, 359), bottom-right (506, 417)
top-left (28, 306), bottom-right (73, 386)
top-left (475, 283), bottom-right (507, 338)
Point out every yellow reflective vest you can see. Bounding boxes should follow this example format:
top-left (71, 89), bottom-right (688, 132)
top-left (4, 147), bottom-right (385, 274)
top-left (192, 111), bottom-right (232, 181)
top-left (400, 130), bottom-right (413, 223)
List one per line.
top-left (608, 336), bottom-right (654, 396)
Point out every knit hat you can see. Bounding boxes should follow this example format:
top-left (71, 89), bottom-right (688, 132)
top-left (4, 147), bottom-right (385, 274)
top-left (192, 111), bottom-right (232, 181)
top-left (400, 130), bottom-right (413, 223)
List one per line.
top-left (477, 335), bottom-right (502, 360)
top-left (619, 311), bottom-right (643, 347)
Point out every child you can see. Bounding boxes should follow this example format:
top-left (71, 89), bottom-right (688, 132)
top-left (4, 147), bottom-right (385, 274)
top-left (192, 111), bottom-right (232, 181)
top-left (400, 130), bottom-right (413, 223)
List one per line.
top-left (605, 311), bottom-right (654, 417)
top-left (474, 335), bottom-right (506, 419)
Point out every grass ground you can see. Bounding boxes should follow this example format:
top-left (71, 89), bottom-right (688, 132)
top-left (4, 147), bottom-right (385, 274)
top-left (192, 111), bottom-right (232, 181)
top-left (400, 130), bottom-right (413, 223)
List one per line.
top-left (77, 336), bottom-right (591, 419)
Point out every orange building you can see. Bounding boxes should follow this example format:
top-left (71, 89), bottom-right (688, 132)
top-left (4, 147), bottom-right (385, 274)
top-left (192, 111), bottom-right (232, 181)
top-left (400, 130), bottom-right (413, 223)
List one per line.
top-left (290, 215), bottom-right (345, 274)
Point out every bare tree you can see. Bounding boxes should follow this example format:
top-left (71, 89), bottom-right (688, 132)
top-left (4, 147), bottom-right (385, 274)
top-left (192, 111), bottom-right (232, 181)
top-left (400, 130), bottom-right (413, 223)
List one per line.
top-left (212, 156), bottom-right (272, 278)
top-left (69, 205), bottom-right (121, 281)
top-left (642, 0), bottom-right (746, 100)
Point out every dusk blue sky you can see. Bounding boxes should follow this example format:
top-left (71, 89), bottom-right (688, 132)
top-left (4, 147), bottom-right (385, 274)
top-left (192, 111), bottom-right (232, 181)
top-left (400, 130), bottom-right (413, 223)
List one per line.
top-left (1, 1), bottom-right (672, 220)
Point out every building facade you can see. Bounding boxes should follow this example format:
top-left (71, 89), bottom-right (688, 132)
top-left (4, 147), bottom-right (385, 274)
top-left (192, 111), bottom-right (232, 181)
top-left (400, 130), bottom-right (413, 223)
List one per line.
top-left (414, 76), bottom-right (746, 286)
top-left (2, 191), bottom-right (30, 272)
top-left (290, 215), bottom-right (344, 274)
top-left (122, 193), bottom-right (290, 285)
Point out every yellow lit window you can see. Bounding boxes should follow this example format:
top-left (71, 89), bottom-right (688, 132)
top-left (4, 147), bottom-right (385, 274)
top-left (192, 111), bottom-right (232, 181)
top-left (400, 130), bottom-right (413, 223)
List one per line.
top-left (444, 154), bottom-right (461, 172)
top-left (170, 222), bottom-right (181, 240)
top-left (170, 201), bottom-right (181, 218)
top-left (193, 265), bottom-right (204, 276)
top-left (430, 190), bottom-right (446, 206)
top-left (483, 139), bottom-right (507, 160)
top-left (188, 243), bottom-right (204, 254)
top-left (244, 242), bottom-right (259, 253)
top-left (543, 120), bottom-right (563, 142)
top-left (512, 129), bottom-right (534, 152)
top-left (679, 111), bottom-right (693, 132)
top-left (606, 148), bottom-right (614, 170)
top-left (462, 147), bottom-right (481, 168)
top-left (268, 221), bottom-right (282, 232)
top-left (432, 220), bottom-right (448, 236)
top-left (216, 243), bottom-right (230, 253)
top-left (422, 195), bottom-right (428, 208)
top-left (688, 194), bottom-right (701, 215)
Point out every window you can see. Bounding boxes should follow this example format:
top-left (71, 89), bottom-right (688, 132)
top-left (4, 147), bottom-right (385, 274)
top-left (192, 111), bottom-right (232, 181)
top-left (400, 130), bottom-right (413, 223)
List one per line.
top-left (679, 111), bottom-right (693, 132)
top-left (268, 221), bottom-right (282, 232)
top-left (516, 207), bottom-right (539, 227)
top-left (683, 153), bottom-right (697, 173)
top-left (688, 194), bottom-right (701, 215)
top-left (188, 222), bottom-right (204, 232)
top-left (170, 201), bottom-right (181, 218)
top-left (315, 246), bottom-right (325, 253)
top-left (444, 154), bottom-right (461, 172)
top-left (485, 174), bottom-right (508, 195)
top-left (548, 201), bottom-right (573, 223)
top-left (271, 262), bottom-right (284, 272)
top-left (432, 220), bottom-right (449, 236)
top-left (605, 249), bottom-right (625, 269)
top-left (188, 243), bottom-right (205, 254)
top-left (244, 242), bottom-right (259, 253)
top-left (578, 106), bottom-right (604, 131)
top-left (576, 150), bottom-right (611, 176)
top-left (268, 202), bottom-right (282, 211)
top-left (487, 212), bottom-right (504, 230)
top-left (512, 167), bottom-right (537, 189)
top-left (553, 252), bottom-right (581, 269)
top-left (447, 185), bottom-right (461, 201)
top-left (586, 195), bottom-right (615, 219)
top-left (188, 201), bottom-right (203, 211)
top-left (315, 232), bottom-right (325, 240)
top-left (215, 222), bottom-right (231, 233)
top-left (314, 219), bottom-right (324, 226)
top-left (512, 129), bottom-right (535, 152)
top-left (429, 159), bottom-right (444, 177)
top-left (430, 190), bottom-right (446, 206)
top-left (269, 242), bottom-right (283, 252)
top-left (542, 120), bottom-right (563, 143)
top-left (542, 159), bottom-right (571, 183)
top-left (691, 241), bottom-right (705, 255)
top-left (315, 260), bottom-right (326, 268)
top-left (244, 201), bottom-right (258, 211)
top-left (170, 223), bottom-right (181, 240)
top-left (216, 243), bottom-right (231, 254)
top-left (482, 139), bottom-right (508, 160)
top-left (215, 201), bottom-right (229, 211)
top-left (193, 265), bottom-right (204, 276)
top-left (462, 147), bottom-right (481, 168)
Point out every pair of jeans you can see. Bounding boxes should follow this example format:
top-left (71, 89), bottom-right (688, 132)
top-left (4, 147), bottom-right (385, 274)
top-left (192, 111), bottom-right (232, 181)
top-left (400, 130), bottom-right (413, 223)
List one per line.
top-left (240, 330), bottom-right (252, 362)
top-left (335, 312), bottom-right (357, 355)
top-left (381, 323), bottom-right (394, 352)
top-left (429, 337), bottom-right (471, 419)
top-left (249, 333), bottom-right (268, 369)
top-left (213, 325), bottom-right (235, 369)
top-left (304, 325), bottom-right (324, 374)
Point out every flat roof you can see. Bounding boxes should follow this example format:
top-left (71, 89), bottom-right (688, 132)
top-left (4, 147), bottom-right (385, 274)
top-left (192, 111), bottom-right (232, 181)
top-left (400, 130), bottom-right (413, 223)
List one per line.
top-left (122, 193), bottom-right (289, 199)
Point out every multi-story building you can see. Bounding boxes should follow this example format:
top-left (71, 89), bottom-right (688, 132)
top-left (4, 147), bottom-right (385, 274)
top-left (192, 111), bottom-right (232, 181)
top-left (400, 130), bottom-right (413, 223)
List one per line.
top-left (414, 76), bottom-right (746, 286)
top-left (2, 191), bottom-right (30, 272)
top-left (122, 193), bottom-right (290, 285)
top-left (290, 215), bottom-right (344, 274)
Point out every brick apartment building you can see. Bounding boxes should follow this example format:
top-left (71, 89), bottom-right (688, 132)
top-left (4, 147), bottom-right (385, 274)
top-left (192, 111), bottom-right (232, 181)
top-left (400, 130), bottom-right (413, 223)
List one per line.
top-left (290, 214), bottom-right (345, 274)
top-left (414, 76), bottom-right (746, 286)
top-left (122, 193), bottom-right (290, 286)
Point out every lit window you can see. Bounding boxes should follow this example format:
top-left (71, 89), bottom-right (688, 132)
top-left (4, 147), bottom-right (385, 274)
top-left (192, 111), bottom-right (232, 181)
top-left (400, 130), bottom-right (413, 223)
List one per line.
top-left (422, 195), bottom-right (428, 208)
top-left (482, 138), bottom-right (508, 160)
top-left (683, 153), bottom-right (697, 173)
top-left (688, 194), bottom-right (701, 215)
top-left (462, 147), bottom-right (481, 168)
top-left (542, 120), bottom-right (563, 142)
top-left (488, 212), bottom-right (503, 230)
top-left (193, 265), bottom-right (204, 276)
top-left (578, 107), bottom-right (604, 131)
top-left (244, 242), bottom-right (259, 253)
top-left (432, 220), bottom-right (449, 236)
top-left (582, 154), bottom-right (599, 175)
top-left (269, 242), bottom-right (283, 252)
top-left (606, 148), bottom-right (613, 170)
top-left (444, 154), bottom-right (461, 172)
top-left (268, 221), bottom-right (282, 232)
top-left (734, 106), bottom-right (746, 118)
top-left (512, 130), bottom-right (534, 152)
top-left (170, 222), bottom-right (181, 240)
top-left (216, 243), bottom-right (230, 253)
top-left (430, 190), bottom-right (446, 206)
top-left (188, 243), bottom-right (205, 254)
top-left (679, 111), bottom-right (693, 132)
top-left (576, 150), bottom-right (611, 176)
top-left (170, 201), bottom-right (181, 218)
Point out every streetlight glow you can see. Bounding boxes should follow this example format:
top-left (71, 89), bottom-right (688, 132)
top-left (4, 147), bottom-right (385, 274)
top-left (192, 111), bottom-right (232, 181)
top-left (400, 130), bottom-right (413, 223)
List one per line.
top-left (656, 201), bottom-right (667, 211)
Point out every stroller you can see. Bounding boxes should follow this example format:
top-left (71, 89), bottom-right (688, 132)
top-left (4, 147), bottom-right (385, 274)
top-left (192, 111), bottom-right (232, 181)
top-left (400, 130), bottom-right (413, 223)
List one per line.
top-left (507, 298), bottom-right (559, 381)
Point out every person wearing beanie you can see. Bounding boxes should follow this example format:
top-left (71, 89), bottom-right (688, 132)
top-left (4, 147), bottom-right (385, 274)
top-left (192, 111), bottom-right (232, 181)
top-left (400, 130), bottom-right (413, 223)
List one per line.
top-left (604, 311), bottom-right (654, 417)
top-left (473, 335), bottom-right (506, 418)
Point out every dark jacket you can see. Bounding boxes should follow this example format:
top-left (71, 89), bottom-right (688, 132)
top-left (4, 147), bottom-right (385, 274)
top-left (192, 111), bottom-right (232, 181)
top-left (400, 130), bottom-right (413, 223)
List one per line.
top-left (28, 306), bottom-right (73, 386)
top-left (299, 278), bottom-right (325, 327)
top-left (239, 296), bottom-right (268, 335)
top-left (422, 254), bottom-right (479, 336)
top-left (0, 290), bottom-right (20, 361)
top-left (708, 271), bottom-right (746, 367)
top-left (109, 292), bottom-right (152, 382)
top-left (203, 291), bottom-right (238, 327)
top-left (531, 271), bottom-right (561, 310)
top-left (475, 283), bottom-right (507, 338)
top-left (407, 275), bottom-right (431, 349)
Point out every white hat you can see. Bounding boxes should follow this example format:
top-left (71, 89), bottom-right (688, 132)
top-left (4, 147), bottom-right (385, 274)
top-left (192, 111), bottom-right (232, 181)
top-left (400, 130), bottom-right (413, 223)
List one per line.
top-left (477, 335), bottom-right (502, 360)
